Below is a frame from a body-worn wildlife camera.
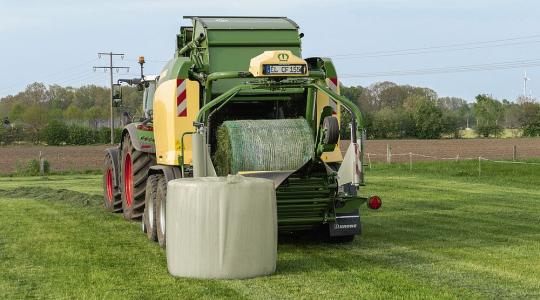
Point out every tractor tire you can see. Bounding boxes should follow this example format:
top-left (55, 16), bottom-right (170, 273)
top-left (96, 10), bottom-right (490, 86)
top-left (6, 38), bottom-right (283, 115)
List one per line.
top-left (155, 175), bottom-right (167, 248)
top-left (143, 174), bottom-right (159, 242)
top-left (120, 134), bottom-right (155, 221)
top-left (322, 116), bottom-right (339, 144)
top-left (103, 152), bottom-right (122, 213)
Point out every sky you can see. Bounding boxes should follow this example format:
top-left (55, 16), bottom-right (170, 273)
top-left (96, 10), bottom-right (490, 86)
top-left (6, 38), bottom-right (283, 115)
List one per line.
top-left (1, 0), bottom-right (539, 102)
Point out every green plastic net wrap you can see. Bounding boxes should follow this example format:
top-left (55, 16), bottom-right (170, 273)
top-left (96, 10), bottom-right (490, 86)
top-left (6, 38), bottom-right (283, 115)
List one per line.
top-left (214, 119), bottom-right (315, 175)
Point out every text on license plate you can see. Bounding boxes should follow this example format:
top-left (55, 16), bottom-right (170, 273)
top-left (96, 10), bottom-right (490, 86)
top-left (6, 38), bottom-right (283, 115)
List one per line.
top-left (263, 64), bottom-right (306, 75)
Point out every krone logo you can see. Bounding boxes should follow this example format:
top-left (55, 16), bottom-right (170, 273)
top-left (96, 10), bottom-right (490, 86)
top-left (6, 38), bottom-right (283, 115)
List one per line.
top-left (277, 53), bottom-right (289, 61)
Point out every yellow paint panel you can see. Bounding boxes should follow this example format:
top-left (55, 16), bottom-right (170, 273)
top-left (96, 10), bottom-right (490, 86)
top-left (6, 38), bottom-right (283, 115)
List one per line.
top-left (154, 79), bottom-right (199, 166)
top-left (249, 50), bottom-right (308, 77)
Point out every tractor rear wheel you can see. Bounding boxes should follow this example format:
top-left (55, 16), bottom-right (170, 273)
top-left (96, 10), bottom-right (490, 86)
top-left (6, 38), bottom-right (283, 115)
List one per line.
top-left (103, 153), bottom-right (122, 212)
top-left (143, 174), bottom-right (159, 241)
top-left (120, 134), bottom-right (155, 220)
top-left (155, 175), bottom-right (167, 248)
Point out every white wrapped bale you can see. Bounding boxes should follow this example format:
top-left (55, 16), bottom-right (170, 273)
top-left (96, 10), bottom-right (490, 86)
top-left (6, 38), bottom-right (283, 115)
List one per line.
top-left (166, 175), bottom-right (277, 279)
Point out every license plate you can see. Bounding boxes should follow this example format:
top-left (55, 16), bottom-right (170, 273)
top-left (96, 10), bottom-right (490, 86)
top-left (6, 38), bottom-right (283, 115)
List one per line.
top-left (263, 64), bottom-right (306, 75)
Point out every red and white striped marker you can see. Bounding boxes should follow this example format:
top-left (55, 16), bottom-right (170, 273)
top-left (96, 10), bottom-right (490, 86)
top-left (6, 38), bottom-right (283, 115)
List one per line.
top-left (327, 77), bottom-right (338, 91)
top-left (176, 79), bottom-right (187, 117)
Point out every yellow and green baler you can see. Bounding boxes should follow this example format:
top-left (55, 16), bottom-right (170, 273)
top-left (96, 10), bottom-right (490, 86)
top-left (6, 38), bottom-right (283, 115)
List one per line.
top-left (103, 16), bottom-right (381, 244)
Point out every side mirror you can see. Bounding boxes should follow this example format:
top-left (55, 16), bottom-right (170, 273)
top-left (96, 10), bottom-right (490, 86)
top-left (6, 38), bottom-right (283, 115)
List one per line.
top-left (112, 84), bottom-right (122, 107)
top-left (145, 109), bottom-right (153, 119)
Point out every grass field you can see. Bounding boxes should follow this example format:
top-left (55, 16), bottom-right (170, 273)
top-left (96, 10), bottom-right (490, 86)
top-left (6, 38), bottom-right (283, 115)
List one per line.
top-left (1, 160), bottom-right (539, 299)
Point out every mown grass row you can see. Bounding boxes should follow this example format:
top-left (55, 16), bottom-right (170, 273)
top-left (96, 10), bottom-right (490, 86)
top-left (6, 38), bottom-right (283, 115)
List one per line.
top-left (0, 161), bottom-right (539, 299)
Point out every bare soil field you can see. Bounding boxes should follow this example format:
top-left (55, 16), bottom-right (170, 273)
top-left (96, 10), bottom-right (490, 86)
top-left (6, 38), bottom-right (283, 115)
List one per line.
top-left (1, 138), bottom-right (539, 174)
top-left (0, 145), bottom-right (109, 174)
top-left (341, 138), bottom-right (540, 163)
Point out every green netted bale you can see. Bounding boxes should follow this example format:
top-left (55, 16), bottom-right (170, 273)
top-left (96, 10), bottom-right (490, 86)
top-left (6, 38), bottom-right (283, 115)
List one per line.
top-left (214, 119), bottom-right (315, 175)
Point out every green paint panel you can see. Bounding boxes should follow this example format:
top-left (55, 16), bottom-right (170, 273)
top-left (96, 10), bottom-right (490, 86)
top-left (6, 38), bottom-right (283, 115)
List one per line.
top-left (206, 30), bottom-right (300, 46)
top-left (206, 29), bottom-right (300, 94)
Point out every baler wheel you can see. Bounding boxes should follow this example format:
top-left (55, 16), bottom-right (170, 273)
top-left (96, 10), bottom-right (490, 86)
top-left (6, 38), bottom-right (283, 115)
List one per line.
top-left (120, 134), bottom-right (155, 221)
top-left (143, 174), bottom-right (159, 241)
top-left (103, 153), bottom-right (122, 213)
top-left (155, 175), bottom-right (167, 248)
top-left (322, 116), bottom-right (339, 145)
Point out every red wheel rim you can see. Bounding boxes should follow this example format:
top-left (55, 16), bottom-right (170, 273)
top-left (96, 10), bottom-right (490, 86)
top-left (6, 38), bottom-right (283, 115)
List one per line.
top-left (106, 168), bottom-right (113, 203)
top-left (124, 153), bottom-right (133, 207)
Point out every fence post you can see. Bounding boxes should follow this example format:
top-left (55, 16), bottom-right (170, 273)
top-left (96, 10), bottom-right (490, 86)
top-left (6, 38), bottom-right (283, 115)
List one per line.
top-left (409, 152), bottom-right (413, 172)
top-left (513, 145), bottom-right (517, 161)
top-left (39, 151), bottom-right (44, 176)
top-left (367, 153), bottom-right (372, 170)
top-left (386, 144), bottom-right (392, 164)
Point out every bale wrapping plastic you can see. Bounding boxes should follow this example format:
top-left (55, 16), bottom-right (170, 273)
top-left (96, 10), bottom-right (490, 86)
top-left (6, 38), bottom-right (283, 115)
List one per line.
top-left (214, 118), bottom-right (315, 175)
top-left (166, 175), bottom-right (277, 279)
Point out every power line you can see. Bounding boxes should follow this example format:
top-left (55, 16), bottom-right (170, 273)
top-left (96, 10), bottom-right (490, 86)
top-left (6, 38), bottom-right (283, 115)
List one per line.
top-left (124, 58), bottom-right (169, 63)
top-left (340, 58), bottom-right (540, 78)
top-left (331, 33), bottom-right (540, 59)
top-left (333, 39), bottom-right (540, 60)
top-left (54, 71), bottom-right (109, 86)
top-left (0, 58), bottom-right (100, 95)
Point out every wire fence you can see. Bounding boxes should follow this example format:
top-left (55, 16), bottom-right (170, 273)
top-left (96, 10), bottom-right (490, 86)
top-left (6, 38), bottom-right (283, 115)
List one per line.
top-left (365, 150), bottom-right (540, 176)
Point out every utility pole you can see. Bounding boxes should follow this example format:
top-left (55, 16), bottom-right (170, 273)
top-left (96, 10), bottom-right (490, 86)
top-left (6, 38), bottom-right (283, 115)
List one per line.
top-left (93, 52), bottom-right (129, 145)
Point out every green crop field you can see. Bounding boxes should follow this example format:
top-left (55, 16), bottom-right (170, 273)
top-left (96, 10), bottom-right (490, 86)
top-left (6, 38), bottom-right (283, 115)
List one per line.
top-left (1, 160), bottom-right (539, 299)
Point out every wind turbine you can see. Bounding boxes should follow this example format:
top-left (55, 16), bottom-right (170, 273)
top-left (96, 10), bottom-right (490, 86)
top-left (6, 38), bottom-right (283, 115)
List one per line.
top-left (523, 70), bottom-right (531, 99)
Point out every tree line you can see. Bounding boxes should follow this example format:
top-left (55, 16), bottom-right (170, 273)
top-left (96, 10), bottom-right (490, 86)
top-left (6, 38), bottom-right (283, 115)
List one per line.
top-left (0, 83), bottom-right (140, 144)
top-left (1, 81), bottom-right (540, 145)
top-left (340, 81), bottom-right (540, 139)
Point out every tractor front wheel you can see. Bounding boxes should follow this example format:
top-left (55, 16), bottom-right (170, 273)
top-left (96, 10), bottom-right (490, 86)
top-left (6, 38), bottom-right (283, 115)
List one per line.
top-left (120, 134), bottom-right (155, 220)
top-left (103, 153), bottom-right (122, 212)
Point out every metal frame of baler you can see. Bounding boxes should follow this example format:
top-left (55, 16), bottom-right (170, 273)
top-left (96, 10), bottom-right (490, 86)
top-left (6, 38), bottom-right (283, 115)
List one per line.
top-left (182, 72), bottom-right (368, 225)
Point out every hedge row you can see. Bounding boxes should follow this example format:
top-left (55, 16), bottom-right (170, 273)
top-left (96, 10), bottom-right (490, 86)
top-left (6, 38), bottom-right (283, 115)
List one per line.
top-left (40, 120), bottom-right (122, 145)
top-left (37, 120), bottom-right (122, 145)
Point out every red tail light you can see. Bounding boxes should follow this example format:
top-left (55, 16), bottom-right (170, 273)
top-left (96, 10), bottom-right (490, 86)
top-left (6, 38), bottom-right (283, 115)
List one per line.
top-left (367, 196), bottom-right (382, 210)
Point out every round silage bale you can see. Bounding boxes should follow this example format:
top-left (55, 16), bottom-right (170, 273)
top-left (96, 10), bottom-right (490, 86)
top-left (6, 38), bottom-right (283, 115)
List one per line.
top-left (166, 175), bottom-right (277, 279)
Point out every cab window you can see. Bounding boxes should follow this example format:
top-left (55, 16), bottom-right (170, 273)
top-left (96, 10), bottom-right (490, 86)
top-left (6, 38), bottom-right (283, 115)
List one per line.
top-left (143, 81), bottom-right (156, 118)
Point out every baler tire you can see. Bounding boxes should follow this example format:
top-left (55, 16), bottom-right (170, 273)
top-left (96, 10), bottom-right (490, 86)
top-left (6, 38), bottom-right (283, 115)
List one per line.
top-left (143, 174), bottom-right (159, 242)
top-left (103, 153), bottom-right (122, 213)
top-left (155, 174), bottom-right (167, 248)
top-left (322, 116), bottom-right (339, 145)
top-left (120, 134), bottom-right (155, 221)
